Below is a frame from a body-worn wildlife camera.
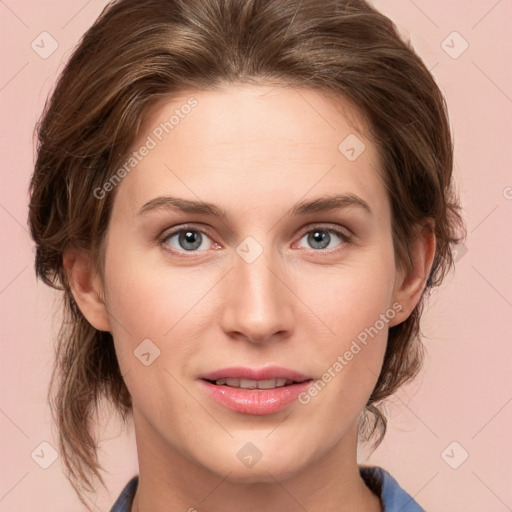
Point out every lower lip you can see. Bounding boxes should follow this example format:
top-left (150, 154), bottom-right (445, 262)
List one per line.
top-left (199, 379), bottom-right (313, 415)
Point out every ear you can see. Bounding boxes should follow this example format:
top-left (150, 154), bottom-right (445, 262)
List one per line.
top-left (62, 248), bottom-right (111, 332)
top-left (389, 221), bottom-right (436, 327)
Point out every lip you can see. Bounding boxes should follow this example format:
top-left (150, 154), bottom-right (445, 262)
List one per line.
top-left (198, 366), bottom-right (313, 415)
top-left (198, 366), bottom-right (311, 382)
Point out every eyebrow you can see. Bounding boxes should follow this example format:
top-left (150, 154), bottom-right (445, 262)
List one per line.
top-left (137, 193), bottom-right (372, 218)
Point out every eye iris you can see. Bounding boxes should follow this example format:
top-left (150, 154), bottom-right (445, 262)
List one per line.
top-left (309, 230), bottom-right (330, 249)
top-left (179, 230), bottom-right (202, 250)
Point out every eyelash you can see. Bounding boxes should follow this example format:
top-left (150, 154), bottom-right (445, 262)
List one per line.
top-left (159, 223), bottom-right (354, 258)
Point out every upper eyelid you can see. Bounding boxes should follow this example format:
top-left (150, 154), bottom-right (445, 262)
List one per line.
top-left (160, 223), bottom-right (215, 241)
top-left (298, 223), bottom-right (352, 237)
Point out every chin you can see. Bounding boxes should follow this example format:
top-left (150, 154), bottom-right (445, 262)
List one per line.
top-left (197, 442), bottom-right (311, 484)
top-left (220, 462), bottom-right (303, 485)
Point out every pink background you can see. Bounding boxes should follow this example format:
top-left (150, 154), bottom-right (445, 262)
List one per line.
top-left (1, 1), bottom-right (511, 510)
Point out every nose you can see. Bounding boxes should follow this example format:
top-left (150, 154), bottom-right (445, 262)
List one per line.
top-left (218, 242), bottom-right (295, 344)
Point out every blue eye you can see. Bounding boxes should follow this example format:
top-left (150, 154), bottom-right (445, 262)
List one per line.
top-left (159, 224), bottom-right (352, 257)
top-left (161, 228), bottom-right (213, 252)
top-left (298, 228), bottom-right (350, 251)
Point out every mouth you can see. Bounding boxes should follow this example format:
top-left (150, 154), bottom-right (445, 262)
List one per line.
top-left (198, 366), bottom-right (313, 415)
top-left (203, 377), bottom-right (306, 389)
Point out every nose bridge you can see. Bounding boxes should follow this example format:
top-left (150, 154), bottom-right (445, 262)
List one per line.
top-left (220, 236), bottom-right (293, 343)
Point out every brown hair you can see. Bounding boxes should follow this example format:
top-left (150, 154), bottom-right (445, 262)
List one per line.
top-left (28, 0), bottom-right (465, 507)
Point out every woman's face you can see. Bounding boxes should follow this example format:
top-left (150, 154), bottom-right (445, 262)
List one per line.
top-left (100, 84), bottom-right (407, 481)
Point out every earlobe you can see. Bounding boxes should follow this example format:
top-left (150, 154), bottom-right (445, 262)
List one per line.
top-left (62, 248), bottom-right (111, 332)
top-left (389, 222), bottom-right (436, 327)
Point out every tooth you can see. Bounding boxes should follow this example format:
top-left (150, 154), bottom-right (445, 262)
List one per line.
top-left (239, 379), bottom-right (258, 389)
top-left (257, 379), bottom-right (277, 389)
top-left (213, 378), bottom-right (293, 389)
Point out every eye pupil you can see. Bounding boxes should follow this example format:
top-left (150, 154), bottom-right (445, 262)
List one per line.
top-left (309, 230), bottom-right (330, 249)
top-left (179, 230), bottom-right (202, 250)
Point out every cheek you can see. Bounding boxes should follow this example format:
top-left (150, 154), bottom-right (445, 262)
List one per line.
top-left (294, 249), bottom-right (396, 412)
top-left (103, 237), bottom-right (193, 333)
top-left (101, 244), bottom-right (174, 365)
top-left (101, 241), bottom-right (221, 381)
top-left (300, 249), bottom-right (397, 345)
top-left (101, 254), bottom-right (201, 415)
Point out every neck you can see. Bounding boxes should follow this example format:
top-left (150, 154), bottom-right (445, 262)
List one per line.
top-left (130, 409), bottom-right (381, 512)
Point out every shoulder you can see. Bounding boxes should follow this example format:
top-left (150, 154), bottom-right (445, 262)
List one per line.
top-left (360, 465), bottom-right (427, 512)
top-left (110, 475), bottom-right (138, 512)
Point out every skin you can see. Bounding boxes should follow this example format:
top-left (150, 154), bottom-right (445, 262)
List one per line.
top-left (65, 84), bottom-right (435, 512)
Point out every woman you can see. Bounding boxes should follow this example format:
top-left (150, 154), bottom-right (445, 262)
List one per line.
top-left (28, 0), bottom-right (464, 510)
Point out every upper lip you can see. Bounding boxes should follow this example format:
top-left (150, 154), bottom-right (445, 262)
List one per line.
top-left (199, 366), bottom-right (312, 382)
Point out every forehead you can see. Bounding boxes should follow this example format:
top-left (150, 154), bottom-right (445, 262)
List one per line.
top-left (113, 84), bottom-right (387, 217)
